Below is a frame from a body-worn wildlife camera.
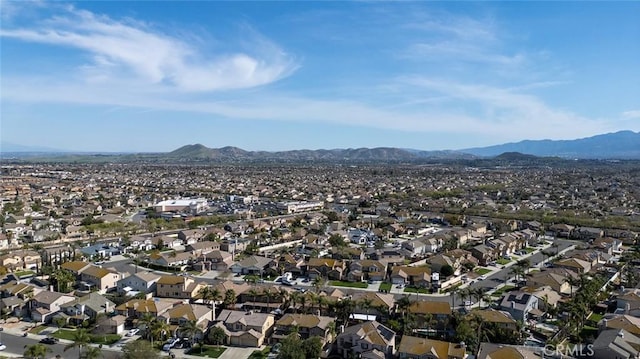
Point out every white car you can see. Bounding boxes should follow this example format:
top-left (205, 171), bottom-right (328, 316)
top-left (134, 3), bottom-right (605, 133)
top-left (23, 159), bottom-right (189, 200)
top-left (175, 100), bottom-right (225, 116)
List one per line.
top-left (463, 300), bottom-right (474, 307)
top-left (126, 328), bottom-right (140, 337)
top-left (0, 343), bottom-right (6, 351)
top-left (478, 275), bottom-right (487, 280)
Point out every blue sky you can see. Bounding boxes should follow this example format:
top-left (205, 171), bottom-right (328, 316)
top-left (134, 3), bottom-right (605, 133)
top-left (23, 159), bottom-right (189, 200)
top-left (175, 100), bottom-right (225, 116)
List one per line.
top-left (1, 1), bottom-right (639, 152)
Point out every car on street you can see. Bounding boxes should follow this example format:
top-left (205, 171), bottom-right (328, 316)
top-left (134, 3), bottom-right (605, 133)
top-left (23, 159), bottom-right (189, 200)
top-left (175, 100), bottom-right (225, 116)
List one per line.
top-left (478, 275), bottom-right (487, 280)
top-left (40, 337), bottom-right (59, 345)
top-left (463, 300), bottom-right (474, 307)
top-left (126, 328), bottom-right (140, 337)
top-left (0, 343), bottom-right (6, 351)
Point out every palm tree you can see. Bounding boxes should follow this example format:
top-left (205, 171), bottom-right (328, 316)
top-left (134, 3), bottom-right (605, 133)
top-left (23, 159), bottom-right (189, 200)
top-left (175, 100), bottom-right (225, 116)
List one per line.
top-left (516, 258), bottom-right (530, 276)
top-left (312, 277), bottom-right (324, 293)
top-left (139, 312), bottom-right (155, 341)
top-left (396, 295), bottom-right (413, 320)
top-left (358, 297), bottom-right (374, 316)
top-left (567, 276), bottom-right (581, 297)
top-left (316, 295), bottom-right (328, 316)
top-left (80, 346), bottom-right (102, 359)
top-left (223, 289), bottom-right (237, 309)
top-left (23, 343), bottom-right (51, 359)
top-left (151, 319), bottom-right (171, 346)
top-left (289, 291), bottom-right (301, 313)
top-left (63, 328), bottom-right (91, 359)
top-left (198, 286), bottom-right (221, 321)
top-left (179, 319), bottom-right (202, 350)
top-left (247, 288), bottom-right (260, 311)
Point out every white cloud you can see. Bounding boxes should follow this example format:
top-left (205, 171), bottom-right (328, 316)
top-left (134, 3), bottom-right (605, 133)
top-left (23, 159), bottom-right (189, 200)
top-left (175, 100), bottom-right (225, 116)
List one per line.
top-left (621, 110), bottom-right (640, 120)
top-left (0, 4), bottom-right (297, 92)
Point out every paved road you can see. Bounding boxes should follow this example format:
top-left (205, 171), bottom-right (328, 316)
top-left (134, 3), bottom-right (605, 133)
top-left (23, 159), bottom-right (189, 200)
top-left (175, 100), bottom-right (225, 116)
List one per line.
top-left (0, 332), bottom-right (122, 359)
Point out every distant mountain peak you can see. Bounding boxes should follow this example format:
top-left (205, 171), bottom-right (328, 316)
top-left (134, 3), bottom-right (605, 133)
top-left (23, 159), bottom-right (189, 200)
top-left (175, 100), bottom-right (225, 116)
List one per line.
top-left (463, 131), bottom-right (640, 159)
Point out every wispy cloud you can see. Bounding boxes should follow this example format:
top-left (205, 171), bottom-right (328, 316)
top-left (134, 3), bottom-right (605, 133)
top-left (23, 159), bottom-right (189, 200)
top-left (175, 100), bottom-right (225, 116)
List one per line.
top-left (0, 4), bottom-right (297, 92)
top-left (622, 110), bottom-right (640, 120)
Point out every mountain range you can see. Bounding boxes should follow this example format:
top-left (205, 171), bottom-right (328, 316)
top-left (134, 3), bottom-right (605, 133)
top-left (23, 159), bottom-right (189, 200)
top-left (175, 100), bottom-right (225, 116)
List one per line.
top-left (2, 130), bottom-right (639, 161)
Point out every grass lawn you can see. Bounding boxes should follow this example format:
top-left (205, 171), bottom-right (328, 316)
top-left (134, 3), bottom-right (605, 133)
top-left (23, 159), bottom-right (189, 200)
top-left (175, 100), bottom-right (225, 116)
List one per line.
top-left (29, 325), bottom-right (47, 334)
top-left (14, 270), bottom-right (36, 277)
top-left (249, 346), bottom-right (271, 359)
top-left (187, 346), bottom-right (227, 358)
top-left (491, 285), bottom-right (515, 297)
top-left (496, 258), bottom-right (511, 265)
top-left (404, 287), bottom-right (430, 294)
top-left (524, 247), bottom-right (536, 253)
top-left (474, 268), bottom-right (492, 275)
top-left (330, 280), bottom-right (368, 288)
top-left (588, 313), bottom-right (604, 324)
top-left (52, 329), bottom-right (121, 345)
top-left (379, 282), bottom-right (392, 292)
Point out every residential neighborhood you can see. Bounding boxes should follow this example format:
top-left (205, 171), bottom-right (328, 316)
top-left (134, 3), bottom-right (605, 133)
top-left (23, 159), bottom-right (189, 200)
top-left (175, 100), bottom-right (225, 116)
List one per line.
top-left (0, 161), bottom-right (639, 359)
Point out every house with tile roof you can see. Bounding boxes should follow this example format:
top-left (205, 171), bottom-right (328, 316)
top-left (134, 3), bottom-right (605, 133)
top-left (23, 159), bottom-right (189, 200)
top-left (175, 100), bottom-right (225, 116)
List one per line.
top-left (215, 309), bottom-right (275, 347)
top-left (230, 255), bottom-right (275, 276)
top-left (79, 265), bottom-right (121, 294)
top-left (408, 300), bottom-right (452, 329)
top-left (60, 261), bottom-right (92, 276)
top-left (336, 321), bottom-right (396, 359)
top-left (59, 292), bottom-right (115, 325)
top-left (526, 271), bottom-right (572, 295)
top-left (156, 275), bottom-right (207, 299)
top-left (477, 342), bottom-right (542, 359)
top-left (472, 309), bottom-right (519, 331)
top-left (115, 298), bottom-right (181, 318)
top-left (159, 303), bottom-right (212, 336)
top-left (306, 257), bottom-right (345, 280)
top-left (272, 313), bottom-right (335, 344)
top-left (397, 336), bottom-right (466, 359)
top-left (390, 266), bottom-right (431, 288)
top-left (116, 271), bottom-right (162, 296)
top-left (30, 290), bottom-right (76, 323)
top-left (554, 257), bottom-right (592, 274)
top-left (616, 289), bottom-right (640, 317)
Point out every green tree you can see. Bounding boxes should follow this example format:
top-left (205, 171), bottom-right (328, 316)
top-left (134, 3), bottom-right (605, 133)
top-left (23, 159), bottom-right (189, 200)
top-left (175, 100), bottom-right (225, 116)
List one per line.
top-left (121, 340), bottom-right (159, 359)
top-left (179, 320), bottom-right (203, 351)
top-left (208, 326), bottom-right (226, 347)
top-left (222, 289), bottom-right (237, 309)
top-left (198, 286), bottom-right (221, 321)
top-left (440, 265), bottom-right (454, 277)
top-left (23, 343), bottom-right (51, 359)
top-left (277, 333), bottom-right (305, 359)
top-left (80, 346), bottom-right (102, 359)
top-left (63, 328), bottom-right (91, 359)
top-left (328, 234), bottom-right (346, 248)
top-left (301, 336), bottom-right (323, 359)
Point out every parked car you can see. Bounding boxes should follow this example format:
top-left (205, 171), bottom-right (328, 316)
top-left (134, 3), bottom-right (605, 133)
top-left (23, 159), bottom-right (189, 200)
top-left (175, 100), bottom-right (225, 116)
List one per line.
top-left (478, 275), bottom-right (487, 280)
top-left (0, 343), bottom-right (5, 351)
top-left (126, 328), bottom-right (140, 337)
top-left (162, 338), bottom-right (181, 351)
top-left (40, 337), bottom-right (59, 345)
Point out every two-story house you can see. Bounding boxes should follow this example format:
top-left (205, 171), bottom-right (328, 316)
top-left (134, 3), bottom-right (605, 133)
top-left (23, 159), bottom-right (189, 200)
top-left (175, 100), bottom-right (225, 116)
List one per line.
top-left (80, 265), bottom-right (121, 294)
top-left (116, 271), bottom-right (162, 296)
top-left (499, 291), bottom-right (540, 321)
top-left (348, 260), bottom-right (387, 282)
top-left (408, 301), bottom-right (452, 329)
top-left (159, 303), bottom-right (212, 338)
top-left (115, 298), bottom-right (181, 319)
top-left (336, 321), bottom-right (396, 359)
top-left (59, 292), bottom-right (115, 324)
top-left (156, 276), bottom-right (207, 300)
top-left (215, 309), bottom-right (275, 347)
top-left (30, 290), bottom-right (76, 323)
top-left (272, 314), bottom-right (335, 345)
top-left (306, 258), bottom-right (345, 280)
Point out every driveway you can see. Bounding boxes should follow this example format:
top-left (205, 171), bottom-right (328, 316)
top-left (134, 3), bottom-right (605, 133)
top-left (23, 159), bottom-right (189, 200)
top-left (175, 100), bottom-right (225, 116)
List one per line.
top-left (217, 346), bottom-right (256, 359)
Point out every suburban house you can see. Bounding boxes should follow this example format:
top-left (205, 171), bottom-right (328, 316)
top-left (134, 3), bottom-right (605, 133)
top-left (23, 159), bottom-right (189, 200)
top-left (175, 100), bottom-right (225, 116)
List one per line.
top-left (617, 289), bottom-right (640, 317)
top-left (554, 257), bottom-right (592, 274)
top-left (472, 309), bottom-right (518, 331)
top-left (348, 260), bottom-right (387, 282)
top-left (592, 329), bottom-right (640, 359)
top-left (477, 343), bottom-right (541, 359)
top-left (194, 250), bottom-right (234, 272)
top-left (60, 261), bottom-right (92, 276)
top-left (151, 235), bottom-right (183, 249)
top-left (147, 251), bottom-right (194, 269)
top-left (115, 298), bottom-right (181, 318)
top-left (60, 292), bottom-right (115, 324)
top-left (599, 315), bottom-right (640, 336)
top-left (391, 266), bottom-right (431, 288)
top-left (79, 265), bottom-right (121, 293)
top-left (155, 276), bottom-right (207, 299)
top-left (30, 290), bottom-right (76, 323)
top-left (401, 236), bottom-right (443, 257)
top-left (526, 271), bottom-right (572, 295)
top-left (275, 253), bottom-right (305, 277)
top-left (159, 303), bottom-right (212, 333)
top-left (306, 258), bottom-right (345, 280)
top-left (94, 314), bottom-right (127, 335)
top-left (351, 292), bottom-right (396, 319)
top-left (498, 291), bottom-right (541, 321)
top-left (186, 240), bottom-right (221, 256)
top-left (336, 321), bottom-right (396, 359)
top-left (215, 309), bottom-right (275, 347)
top-left (116, 271), bottom-right (162, 296)
top-left (397, 336), bottom-right (466, 359)
top-left (272, 314), bottom-right (335, 344)
top-left (230, 255), bottom-right (274, 276)
top-left (179, 229), bottom-right (206, 244)
top-left (408, 301), bottom-right (452, 328)
top-left (471, 245), bottom-right (498, 266)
